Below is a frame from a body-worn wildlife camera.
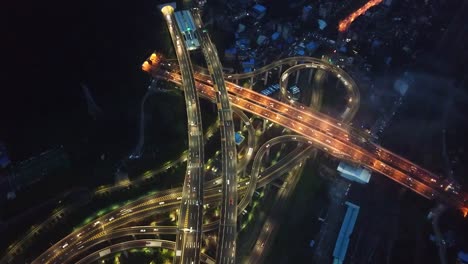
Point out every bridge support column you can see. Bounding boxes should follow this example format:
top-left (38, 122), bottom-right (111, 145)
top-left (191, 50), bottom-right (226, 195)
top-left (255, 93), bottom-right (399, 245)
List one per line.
top-left (262, 119), bottom-right (268, 133)
top-left (295, 70), bottom-right (300, 84)
top-left (250, 76), bottom-right (254, 88)
top-left (281, 143), bottom-right (286, 151)
top-left (264, 71), bottom-right (268, 86)
top-left (308, 68), bottom-right (314, 83)
top-left (240, 118), bottom-right (246, 132)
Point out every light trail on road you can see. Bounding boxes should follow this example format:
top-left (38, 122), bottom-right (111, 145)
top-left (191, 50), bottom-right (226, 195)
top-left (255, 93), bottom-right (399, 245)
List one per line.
top-left (338, 0), bottom-right (384, 32)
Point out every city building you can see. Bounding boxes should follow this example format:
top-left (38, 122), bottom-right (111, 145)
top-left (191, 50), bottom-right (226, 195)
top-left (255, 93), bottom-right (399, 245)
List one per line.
top-left (306, 41), bottom-right (319, 53)
top-left (224, 47), bottom-right (237, 61)
top-left (337, 161), bottom-right (371, 184)
top-left (242, 58), bottom-right (255, 73)
top-left (318, 2), bottom-right (332, 19)
top-left (458, 251), bottom-right (468, 264)
top-left (271, 32), bottom-right (280, 41)
top-left (234, 132), bottom-right (245, 145)
top-left (302, 5), bottom-right (312, 22)
top-left (235, 38), bottom-right (250, 50)
top-left (317, 19), bottom-right (327, 30)
top-left (251, 4), bottom-right (266, 19)
top-left (276, 23), bottom-right (291, 40)
top-left (237, 23), bottom-right (246, 33)
top-left (333, 202), bottom-right (360, 264)
top-left (289, 85), bottom-right (300, 100)
top-left (256, 35), bottom-right (268, 46)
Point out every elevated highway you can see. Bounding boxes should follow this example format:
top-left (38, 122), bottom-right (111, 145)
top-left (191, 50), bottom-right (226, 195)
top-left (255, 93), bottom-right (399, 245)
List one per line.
top-left (160, 57), bottom-right (459, 201)
top-left (192, 8), bottom-right (238, 264)
top-left (161, 6), bottom-right (205, 264)
top-left (150, 68), bottom-right (468, 214)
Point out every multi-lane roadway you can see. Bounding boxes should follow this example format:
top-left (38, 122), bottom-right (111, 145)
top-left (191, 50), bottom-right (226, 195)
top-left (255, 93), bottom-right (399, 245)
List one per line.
top-left (191, 8), bottom-right (238, 264)
top-left (161, 6), bottom-right (205, 264)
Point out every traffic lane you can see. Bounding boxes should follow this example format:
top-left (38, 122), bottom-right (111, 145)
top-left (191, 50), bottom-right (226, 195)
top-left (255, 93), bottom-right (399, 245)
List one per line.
top-left (195, 14), bottom-right (239, 264)
top-left (164, 8), bottom-right (205, 264)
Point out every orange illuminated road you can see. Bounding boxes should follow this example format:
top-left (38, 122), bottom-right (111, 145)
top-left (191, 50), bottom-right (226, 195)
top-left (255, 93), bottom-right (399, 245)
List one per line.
top-left (148, 68), bottom-right (468, 216)
top-left (155, 61), bottom-right (462, 202)
top-left (338, 0), bottom-right (384, 32)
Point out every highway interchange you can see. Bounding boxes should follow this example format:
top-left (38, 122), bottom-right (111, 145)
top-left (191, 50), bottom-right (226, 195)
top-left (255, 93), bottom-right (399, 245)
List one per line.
top-left (4, 5), bottom-right (467, 264)
top-left (152, 63), bottom-right (468, 211)
top-left (29, 133), bottom-right (319, 264)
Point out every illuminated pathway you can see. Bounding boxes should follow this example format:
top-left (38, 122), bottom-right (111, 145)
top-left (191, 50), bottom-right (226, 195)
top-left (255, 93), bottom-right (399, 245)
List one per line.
top-left (74, 239), bottom-right (214, 264)
top-left (161, 6), bottom-right (205, 264)
top-left (338, 0), bottom-right (384, 32)
top-left (192, 9), bottom-right (238, 264)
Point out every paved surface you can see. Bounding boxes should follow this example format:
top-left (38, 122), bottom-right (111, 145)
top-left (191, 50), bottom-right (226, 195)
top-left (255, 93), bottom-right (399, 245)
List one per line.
top-left (161, 6), bottom-right (205, 264)
top-left (192, 9), bottom-right (238, 264)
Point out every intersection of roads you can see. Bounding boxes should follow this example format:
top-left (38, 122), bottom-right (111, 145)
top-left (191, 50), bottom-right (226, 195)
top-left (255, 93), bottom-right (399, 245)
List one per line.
top-left (4, 6), bottom-right (467, 264)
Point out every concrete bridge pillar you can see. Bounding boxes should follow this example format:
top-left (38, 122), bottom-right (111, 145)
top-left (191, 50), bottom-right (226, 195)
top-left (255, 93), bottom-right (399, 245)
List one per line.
top-left (308, 68), bottom-right (314, 83)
